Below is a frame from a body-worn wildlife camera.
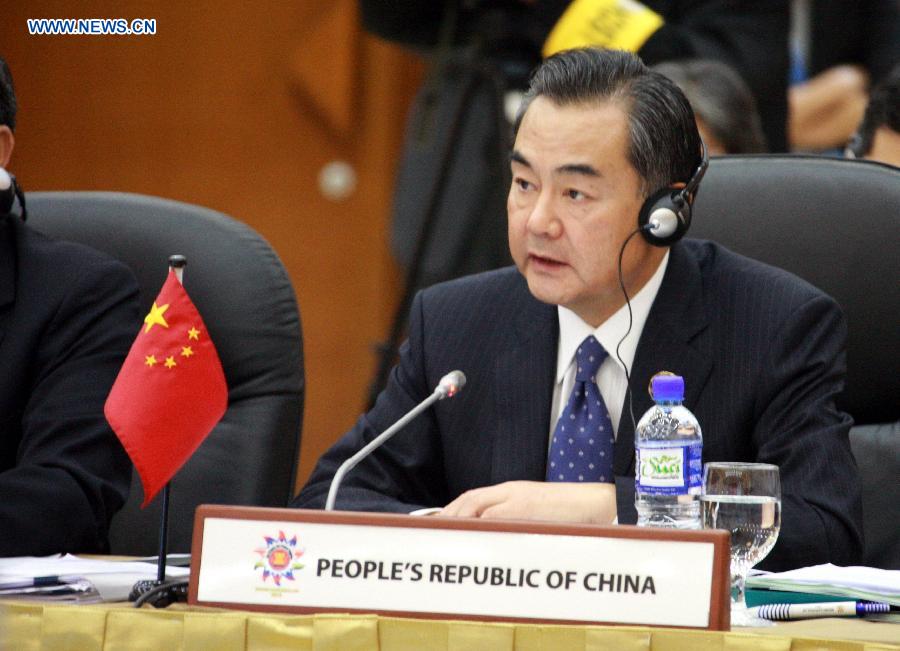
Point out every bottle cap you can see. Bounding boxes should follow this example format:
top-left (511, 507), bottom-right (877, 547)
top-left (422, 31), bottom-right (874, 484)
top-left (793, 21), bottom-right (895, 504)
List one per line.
top-left (651, 374), bottom-right (684, 402)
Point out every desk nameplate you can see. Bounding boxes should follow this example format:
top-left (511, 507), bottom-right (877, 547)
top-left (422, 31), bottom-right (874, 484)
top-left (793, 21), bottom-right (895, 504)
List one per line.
top-left (190, 506), bottom-right (730, 630)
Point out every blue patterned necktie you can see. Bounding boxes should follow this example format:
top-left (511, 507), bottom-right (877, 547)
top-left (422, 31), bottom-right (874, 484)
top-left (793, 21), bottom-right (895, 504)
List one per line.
top-left (546, 335), bottom-right (615, 483)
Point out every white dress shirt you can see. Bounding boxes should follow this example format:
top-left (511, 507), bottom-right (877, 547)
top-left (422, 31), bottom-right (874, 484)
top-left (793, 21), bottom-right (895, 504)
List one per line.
top-left (413, 253), bottom-right (669, 515)
top-left (550, 252), bottom-right (669, 444)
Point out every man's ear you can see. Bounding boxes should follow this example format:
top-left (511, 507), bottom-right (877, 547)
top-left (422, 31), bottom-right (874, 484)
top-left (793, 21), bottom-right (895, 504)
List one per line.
top-left (0, 125), bottom-right (15, 168)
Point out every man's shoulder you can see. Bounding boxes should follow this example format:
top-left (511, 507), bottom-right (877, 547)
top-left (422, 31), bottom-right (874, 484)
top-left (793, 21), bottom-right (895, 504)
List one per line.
top-left (15, 217), bottom-right (126, 271)
top-left (3, 217), bottom-right (140, 334)
top-left (683, 238), bottom-right (831, 305)
top-left (414, 267), bottom-right (549, 341)
top-left (422, 267), bottom-right (548, 318)
top-left (422, 267), bottom-right (538, 311)
top-left (12, 217), bottom-right (137, 294)
top-left (426, 266), bottom-right (525, 296)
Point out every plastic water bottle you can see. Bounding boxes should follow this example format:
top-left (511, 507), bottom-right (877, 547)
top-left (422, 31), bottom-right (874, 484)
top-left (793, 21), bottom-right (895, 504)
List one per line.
top-left (634, 374), bottom-right (703, 529)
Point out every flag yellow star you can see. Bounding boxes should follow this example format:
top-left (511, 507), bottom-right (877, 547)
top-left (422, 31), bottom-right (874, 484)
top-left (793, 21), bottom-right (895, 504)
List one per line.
top-left (144, 302), bottom-right (170, 333)
top-left (145, 355), bottom-right (158, 367)
top-left (187, 327), bottom-right (200, 340)
top-left (181, 346), bottom-right (194, 358)
top-left (164, 356), bottom-right (177, 369)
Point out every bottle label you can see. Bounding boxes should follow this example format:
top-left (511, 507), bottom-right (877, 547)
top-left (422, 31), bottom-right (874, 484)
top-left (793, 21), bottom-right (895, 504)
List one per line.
top-left (635, 443), bottom-right (702, 495)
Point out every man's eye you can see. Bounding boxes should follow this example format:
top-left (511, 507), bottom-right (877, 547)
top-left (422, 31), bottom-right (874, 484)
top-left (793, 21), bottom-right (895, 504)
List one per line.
top-left (515, 178), bottom-right (532, 191)
top-left (566, 189), bottom-right (586, 200)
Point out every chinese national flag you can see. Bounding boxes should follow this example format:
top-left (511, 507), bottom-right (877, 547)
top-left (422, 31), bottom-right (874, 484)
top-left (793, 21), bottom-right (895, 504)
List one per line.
top-left (105, 270), bottom-right (227, 506)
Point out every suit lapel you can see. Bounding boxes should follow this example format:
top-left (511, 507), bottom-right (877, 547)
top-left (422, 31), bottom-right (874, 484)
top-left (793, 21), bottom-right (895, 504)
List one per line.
top-left (491, 289), bottom-right (557, 484)
top-left (485, 245), bottom-right (713, 485)
top-left (0, 218), bottom-right (17, 349)
top-left (614, 242), bottom-right (713, 476)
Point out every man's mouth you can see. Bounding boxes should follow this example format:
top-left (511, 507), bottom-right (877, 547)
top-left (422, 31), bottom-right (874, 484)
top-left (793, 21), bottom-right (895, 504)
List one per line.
top-left (528, 253), bottom-right (567, 269)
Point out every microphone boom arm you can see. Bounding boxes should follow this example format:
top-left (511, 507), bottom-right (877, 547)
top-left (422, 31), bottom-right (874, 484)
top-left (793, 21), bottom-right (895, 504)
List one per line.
top-left (325, 371), bottom-right (465, 511)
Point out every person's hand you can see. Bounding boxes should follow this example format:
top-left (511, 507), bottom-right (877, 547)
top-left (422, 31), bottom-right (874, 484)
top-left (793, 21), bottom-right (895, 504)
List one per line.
top-left (439, 481), bottom-right (617, 524)
top-left (789, 65), bottom-right (869, 150)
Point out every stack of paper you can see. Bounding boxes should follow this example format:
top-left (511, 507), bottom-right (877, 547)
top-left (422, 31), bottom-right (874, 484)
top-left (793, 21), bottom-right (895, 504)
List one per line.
top-left (747, 564), bottom-right (900, 606)
top-left (0, 554), bottom-right (190, 603)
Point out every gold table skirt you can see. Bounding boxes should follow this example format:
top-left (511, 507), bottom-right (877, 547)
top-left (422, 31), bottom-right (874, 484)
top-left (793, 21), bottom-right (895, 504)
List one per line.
top-left (2, 602), bottom-right (897, 651)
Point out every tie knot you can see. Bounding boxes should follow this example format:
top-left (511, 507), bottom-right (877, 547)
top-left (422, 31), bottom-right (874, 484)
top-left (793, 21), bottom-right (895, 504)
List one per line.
top-left (574, 336), bottom-right (607, 382)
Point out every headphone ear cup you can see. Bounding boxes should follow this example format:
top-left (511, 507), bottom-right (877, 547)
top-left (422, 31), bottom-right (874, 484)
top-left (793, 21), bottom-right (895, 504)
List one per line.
top-left (638, 187), bottom-right (691, 247)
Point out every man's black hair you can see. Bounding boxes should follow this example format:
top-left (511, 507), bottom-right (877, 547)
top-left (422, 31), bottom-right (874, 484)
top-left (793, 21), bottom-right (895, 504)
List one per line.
top-left (514, 48), bottom-right (702, 197)
top-left (854, 64), bottom-right (900, 157)
top-left (0, 56), bottom-right (17, 131)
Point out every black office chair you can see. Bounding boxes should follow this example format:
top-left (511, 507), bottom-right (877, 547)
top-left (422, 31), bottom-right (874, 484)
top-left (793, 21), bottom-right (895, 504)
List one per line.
top-left (27, 192), bottom-right (304, 555)
top-left (690, 155), bottom-right (900, 569)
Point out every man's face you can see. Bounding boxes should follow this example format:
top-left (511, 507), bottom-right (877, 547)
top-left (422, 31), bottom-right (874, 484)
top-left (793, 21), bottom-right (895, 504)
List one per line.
top-left (507, 97), bottom-right (663, 326)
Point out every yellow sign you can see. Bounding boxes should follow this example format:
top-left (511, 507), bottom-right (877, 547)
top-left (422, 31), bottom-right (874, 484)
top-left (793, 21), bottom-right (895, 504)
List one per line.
top-left (543, 0), bottom-right (664, 57)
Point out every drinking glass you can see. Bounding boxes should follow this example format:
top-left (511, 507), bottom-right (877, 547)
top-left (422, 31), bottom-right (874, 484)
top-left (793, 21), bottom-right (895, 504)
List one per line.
top-left (701, 462), bottom-right (781, 627)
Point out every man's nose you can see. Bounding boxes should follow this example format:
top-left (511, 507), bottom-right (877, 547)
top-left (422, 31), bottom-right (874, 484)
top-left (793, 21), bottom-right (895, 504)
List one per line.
top-left (527, 193), bottom-right (562, 238)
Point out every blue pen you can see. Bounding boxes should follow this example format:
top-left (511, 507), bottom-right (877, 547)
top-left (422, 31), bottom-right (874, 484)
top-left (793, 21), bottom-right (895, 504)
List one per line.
top-left (752, 601), bottom-right (890, 621)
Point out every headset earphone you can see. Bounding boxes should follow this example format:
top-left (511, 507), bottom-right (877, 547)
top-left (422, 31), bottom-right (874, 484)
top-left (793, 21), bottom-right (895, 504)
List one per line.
top-left (615, 140), bottom-right (709, 434)
top-left (637, 140), bottom-right (709, 246)
top-left (0, 166), bottom-right (26, 220)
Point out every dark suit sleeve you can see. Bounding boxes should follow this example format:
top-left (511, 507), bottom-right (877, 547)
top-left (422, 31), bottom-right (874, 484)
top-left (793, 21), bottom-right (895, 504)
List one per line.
top-left (293, 289), bottom-right (450, 512)
top-left (0, 258), bottom-right (139, 556)
top-left (753, 294), bottom-right (863, 570)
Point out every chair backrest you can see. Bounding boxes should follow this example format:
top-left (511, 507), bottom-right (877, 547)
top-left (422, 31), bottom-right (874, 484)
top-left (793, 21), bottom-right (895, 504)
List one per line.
top-left (689, 155), bottom-right (899, 425)
top-left (688, 155), bottom-right (900, 568)
top-left (26, 192), bottom-right (304, 555)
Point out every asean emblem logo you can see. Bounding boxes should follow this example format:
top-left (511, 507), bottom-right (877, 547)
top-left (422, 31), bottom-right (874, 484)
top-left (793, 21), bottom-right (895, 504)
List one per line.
top-left (254, 531), bottom-right (304, 585)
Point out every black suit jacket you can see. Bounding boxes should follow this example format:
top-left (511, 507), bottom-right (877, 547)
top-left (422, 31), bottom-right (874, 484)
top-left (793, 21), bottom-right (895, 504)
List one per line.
top-left (0, 216), bottom-right (139, 556)
top-left (296, 240), bottom-right (863, 570)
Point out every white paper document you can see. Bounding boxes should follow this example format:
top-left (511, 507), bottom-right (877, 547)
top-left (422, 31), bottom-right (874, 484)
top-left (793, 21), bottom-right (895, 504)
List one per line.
top-left (0, 554), bottom-right (189, 603)
top-left (747, 564), bottom-right (900, 606)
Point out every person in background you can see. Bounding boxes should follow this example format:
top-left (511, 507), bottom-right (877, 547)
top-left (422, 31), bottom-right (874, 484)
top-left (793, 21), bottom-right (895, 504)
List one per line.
top-left (845, 64), bottom-right (900, 168)
top-left (788, 65), bottom-right (869, 153)
top-left (296, 48), bottom-right (863, 572)
top-left (653, 59), bottom-right (767, 155)
top-left (362, 0), bottom-right (790, 151)
top-left (0, 56), bottom-right (140, 556)
top-left (788, 0), bottom-right (899, 152)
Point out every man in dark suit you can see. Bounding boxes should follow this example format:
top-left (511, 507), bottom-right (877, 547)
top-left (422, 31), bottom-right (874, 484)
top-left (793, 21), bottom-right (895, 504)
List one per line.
top-left (0, 57), bottom-right (139, 556)
top-left (295, 48), bottom-right (863, 570)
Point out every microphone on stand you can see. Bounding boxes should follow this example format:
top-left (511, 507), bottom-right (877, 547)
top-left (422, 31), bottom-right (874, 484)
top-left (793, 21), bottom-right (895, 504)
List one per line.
top-left (326, 370), bottom-right (466, 511)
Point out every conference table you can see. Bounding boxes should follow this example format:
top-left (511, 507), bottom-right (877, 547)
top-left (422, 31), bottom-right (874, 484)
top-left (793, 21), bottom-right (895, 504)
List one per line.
top-left (2, 600), bottom-right (898, 650)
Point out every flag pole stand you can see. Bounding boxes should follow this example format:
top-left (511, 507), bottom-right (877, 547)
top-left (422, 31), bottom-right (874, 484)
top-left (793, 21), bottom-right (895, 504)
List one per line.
top-left (128, 255), bottom-right (191, 608)
top-left (156, 482), bottom-right (171, 584)
top-left (128, 482), bottom-right (187, 606)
